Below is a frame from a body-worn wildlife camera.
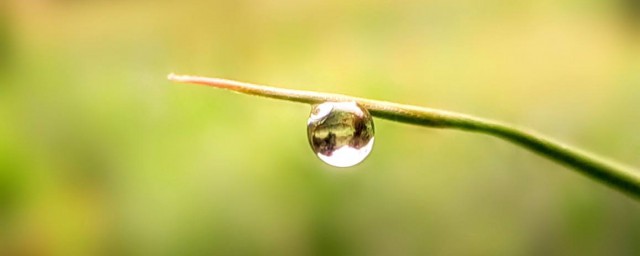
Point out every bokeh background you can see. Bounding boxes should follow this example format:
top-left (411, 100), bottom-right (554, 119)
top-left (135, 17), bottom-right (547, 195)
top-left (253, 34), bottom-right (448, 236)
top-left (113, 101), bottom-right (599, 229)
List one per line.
top-left (1, 0), bottom-right (640, 255)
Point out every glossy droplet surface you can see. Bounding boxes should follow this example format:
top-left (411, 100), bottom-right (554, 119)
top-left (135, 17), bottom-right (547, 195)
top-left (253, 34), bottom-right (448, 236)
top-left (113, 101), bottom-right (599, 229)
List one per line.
top-left (307, 102), bottom-right (375, 167)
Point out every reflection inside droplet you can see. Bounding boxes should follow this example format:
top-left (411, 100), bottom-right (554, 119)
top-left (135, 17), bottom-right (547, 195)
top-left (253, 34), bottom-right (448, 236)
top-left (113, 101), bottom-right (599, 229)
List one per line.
top-left (307, 101), bottom-right (375, 167)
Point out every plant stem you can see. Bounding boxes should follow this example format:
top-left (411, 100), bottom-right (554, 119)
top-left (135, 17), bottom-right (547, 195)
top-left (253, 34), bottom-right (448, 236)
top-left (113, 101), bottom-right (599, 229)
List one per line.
top-left (168, 73), bottom-right (640, 199)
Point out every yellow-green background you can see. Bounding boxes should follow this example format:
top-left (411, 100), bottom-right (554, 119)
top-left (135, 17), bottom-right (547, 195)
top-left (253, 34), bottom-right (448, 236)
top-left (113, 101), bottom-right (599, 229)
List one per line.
top-left (1, 0), bottom-right (639, 255)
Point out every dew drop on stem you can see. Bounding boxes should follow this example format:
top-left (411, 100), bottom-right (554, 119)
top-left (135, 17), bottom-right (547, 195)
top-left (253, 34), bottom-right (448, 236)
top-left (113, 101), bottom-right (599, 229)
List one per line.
top-left (307, 102), bottom-right (375, 167)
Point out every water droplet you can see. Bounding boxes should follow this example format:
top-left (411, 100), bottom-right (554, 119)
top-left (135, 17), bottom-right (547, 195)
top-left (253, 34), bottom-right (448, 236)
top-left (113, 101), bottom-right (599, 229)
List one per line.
top-left (307, 101), bottom-right (375, 167)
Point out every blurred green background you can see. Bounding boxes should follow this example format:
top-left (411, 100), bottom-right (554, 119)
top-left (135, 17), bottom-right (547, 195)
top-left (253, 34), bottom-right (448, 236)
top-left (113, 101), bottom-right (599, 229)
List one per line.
top-left (1, 0), bottom-right (640, 255)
